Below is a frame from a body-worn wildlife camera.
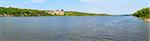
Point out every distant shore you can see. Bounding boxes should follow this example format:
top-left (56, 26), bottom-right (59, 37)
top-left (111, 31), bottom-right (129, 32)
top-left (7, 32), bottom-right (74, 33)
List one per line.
top-left (0, 7), bottom-right (109, 16)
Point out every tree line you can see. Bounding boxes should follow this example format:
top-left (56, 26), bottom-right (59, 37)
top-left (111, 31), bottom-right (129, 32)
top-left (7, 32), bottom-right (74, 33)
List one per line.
top-left (0, 7), bottom-right (50, 16)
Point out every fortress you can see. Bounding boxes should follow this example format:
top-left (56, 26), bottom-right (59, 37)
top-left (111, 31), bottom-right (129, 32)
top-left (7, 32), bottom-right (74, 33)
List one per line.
top-left (48, 9), bottom-right (64, 15)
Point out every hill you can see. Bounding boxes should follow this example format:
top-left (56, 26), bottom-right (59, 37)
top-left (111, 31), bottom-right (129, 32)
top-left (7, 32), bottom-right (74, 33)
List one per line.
top-left (132, 7), bottom-right (150, 22)
top-left (132, 7), bottom-right (150, 19)
top-left (0, 7), bottom-right (109, 16)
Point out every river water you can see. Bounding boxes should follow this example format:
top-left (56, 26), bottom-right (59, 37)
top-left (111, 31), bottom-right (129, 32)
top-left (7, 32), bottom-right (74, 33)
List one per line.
top-left (148, 22), bottom-right (150, 41)
top-left (0, 16), bottom-right (148, 41)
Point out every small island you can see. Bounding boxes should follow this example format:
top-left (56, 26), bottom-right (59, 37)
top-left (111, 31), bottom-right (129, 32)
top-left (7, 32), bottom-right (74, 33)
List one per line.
top-left (0, 7), bottom-right (109, 16)
top-left (132, 7), bottom-right (150, 22)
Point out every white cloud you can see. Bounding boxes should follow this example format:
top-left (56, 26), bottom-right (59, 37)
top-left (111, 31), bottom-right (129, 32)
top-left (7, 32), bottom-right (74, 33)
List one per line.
top-left (79, 0), bottom-right (115, 4)
top-left (25, 0), bottom-right (46, 4)
top-left (79, 0), bottom-right (100, 3)
top-left (31, 0), bottom-right (46, 3)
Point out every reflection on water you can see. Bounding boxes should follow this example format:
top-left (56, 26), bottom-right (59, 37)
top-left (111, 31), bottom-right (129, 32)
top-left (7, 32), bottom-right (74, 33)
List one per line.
top-left (148, 22), bottom-right (150, 41)
top-left (0, 16), bottom-right (148, 41)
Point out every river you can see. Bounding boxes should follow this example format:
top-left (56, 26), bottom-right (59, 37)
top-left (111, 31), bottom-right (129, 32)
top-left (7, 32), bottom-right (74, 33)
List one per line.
top-left (0, 16), bottom-right (148, 41)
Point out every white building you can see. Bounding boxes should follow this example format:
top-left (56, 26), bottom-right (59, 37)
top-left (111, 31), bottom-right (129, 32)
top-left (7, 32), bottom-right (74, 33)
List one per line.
top-left (48, 10), bottom-right (64, 15)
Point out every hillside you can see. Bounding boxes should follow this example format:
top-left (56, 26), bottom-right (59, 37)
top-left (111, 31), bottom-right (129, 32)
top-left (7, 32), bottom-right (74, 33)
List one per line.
top-left (133, 7), bottom-right (150, 19)
top-left (132, 7), bottom-right (150, 22)
top-left (0, 7), bottom-right (109, 16)
top-left (0, 7), bottom-right (49, 16)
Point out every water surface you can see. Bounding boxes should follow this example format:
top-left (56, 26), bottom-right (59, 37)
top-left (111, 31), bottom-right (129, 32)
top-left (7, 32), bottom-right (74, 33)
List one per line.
top-left (0, 16), bottom-right (148, 41)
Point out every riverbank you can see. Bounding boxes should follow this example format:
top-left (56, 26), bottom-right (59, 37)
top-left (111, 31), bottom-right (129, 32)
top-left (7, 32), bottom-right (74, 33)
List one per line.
top-left (144, 18), bottom-right (150, 22)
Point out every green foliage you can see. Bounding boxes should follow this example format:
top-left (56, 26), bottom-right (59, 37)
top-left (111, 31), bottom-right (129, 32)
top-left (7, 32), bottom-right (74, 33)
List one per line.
top-left (133, 7), bottom-right (150, 19)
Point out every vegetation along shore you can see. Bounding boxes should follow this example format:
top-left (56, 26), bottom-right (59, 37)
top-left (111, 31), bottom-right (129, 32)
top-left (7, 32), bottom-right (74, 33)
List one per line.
top-left (0, 7), bottom-right (109, 16)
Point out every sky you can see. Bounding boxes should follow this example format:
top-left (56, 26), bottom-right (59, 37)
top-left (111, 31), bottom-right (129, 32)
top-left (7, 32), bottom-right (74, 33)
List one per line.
top-left (0, 0), bottom-right (149, 15)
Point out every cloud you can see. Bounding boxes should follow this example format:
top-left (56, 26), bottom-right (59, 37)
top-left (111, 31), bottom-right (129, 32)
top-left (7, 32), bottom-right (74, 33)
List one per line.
top-left (30, 0), bottom-right (46, 3)
top-left (25, 0), bottom-right (47, 4)
top-left (79, 0), bottom-right (115, 4)
top-left (79, 0), bottom-right (100, 3)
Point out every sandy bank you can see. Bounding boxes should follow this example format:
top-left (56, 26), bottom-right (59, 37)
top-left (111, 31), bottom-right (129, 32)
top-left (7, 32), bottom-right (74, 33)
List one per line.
top-left (144, 18), bottom-right (150, 22)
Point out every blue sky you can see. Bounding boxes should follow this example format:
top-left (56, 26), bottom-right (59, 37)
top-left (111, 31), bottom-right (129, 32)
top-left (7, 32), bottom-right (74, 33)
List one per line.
top-left (0, 0), bottom-right (149, 15)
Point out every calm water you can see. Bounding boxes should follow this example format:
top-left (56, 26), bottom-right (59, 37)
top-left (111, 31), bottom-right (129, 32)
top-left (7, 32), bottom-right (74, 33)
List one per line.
top-left (0, 16), bottom-right (148, 41)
